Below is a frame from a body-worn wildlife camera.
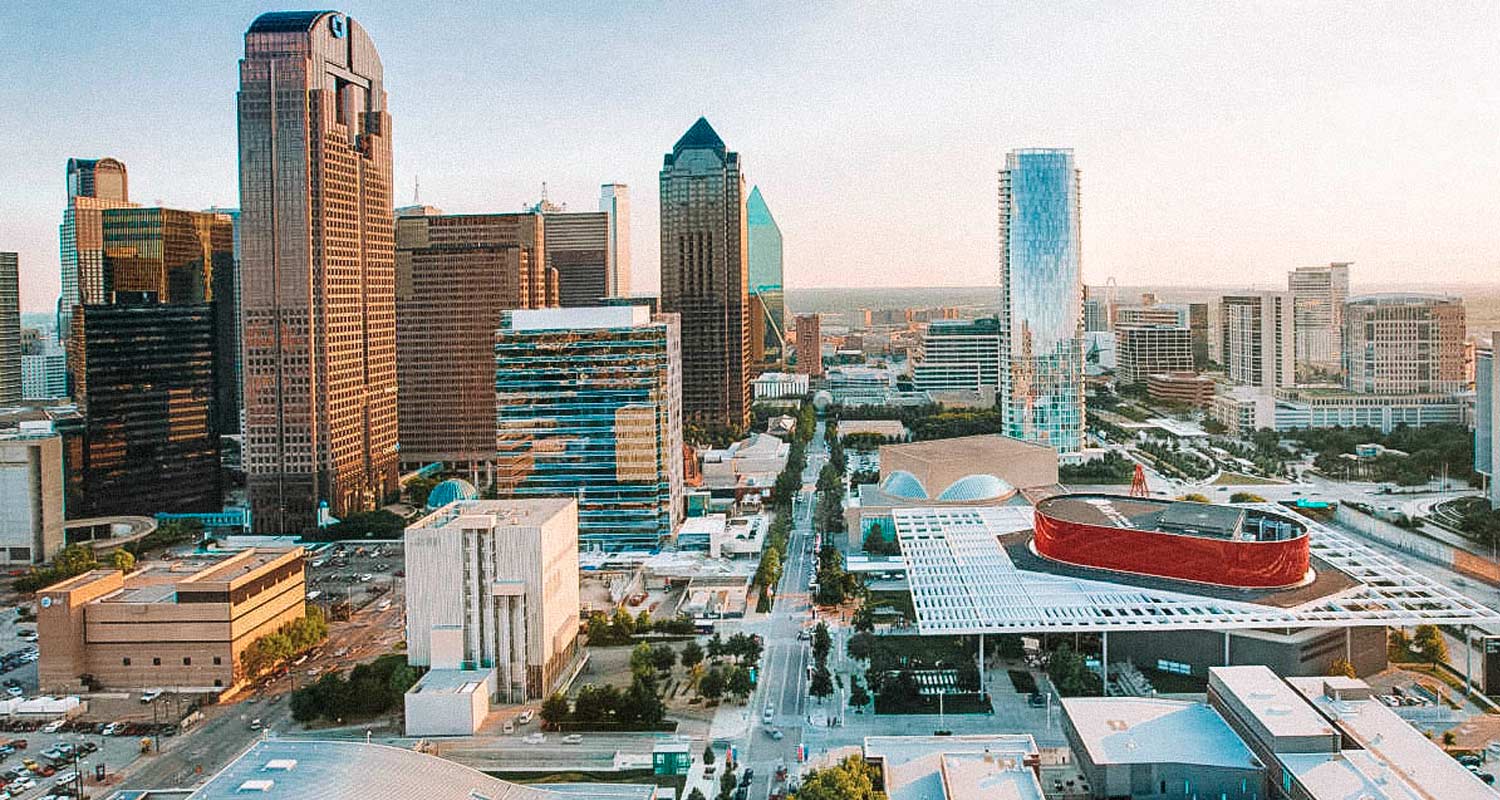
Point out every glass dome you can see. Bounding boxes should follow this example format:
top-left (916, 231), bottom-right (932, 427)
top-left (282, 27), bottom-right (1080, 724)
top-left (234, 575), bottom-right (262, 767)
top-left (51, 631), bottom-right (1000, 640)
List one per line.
top-left (880, 470), bottom-right (929, 500)
top-left (937, 474), bottom-right (1014, 502)
top-left (425, 478), bottom-right (479, 510)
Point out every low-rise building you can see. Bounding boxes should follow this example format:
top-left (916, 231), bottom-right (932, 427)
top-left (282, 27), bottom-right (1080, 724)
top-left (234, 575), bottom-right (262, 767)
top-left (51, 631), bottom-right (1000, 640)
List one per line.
top-left (0, 423), bottom-right (64, 564)
top-left (751, 371), bottom-right (809, 400)
top-left (1062, 697), bottom-right (1262, 800)
top-left (862, 734), bottom-right (1045, 800)
top-left (1146, 371), bottom-right (1215, 407)
top-left (404, 625), bottom-right (498, 737)
top-left (37, 547), bottom-right (305, 692)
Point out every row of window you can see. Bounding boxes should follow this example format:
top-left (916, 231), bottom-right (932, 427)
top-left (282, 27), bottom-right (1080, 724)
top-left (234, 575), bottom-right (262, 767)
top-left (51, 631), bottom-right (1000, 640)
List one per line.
top-left (122, 655), bottom-right (221, 667)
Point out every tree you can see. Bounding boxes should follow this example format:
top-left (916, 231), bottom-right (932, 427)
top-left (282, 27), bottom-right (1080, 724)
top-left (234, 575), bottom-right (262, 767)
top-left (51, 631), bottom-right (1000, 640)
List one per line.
top-left (1178, 493), bottom-right (1211, 503)
top-left (847, 631), bottom-right (876, 662)
top-left (812, 622), bottom-right (832, 665)
top-left (611, 607), bottom-right (637, 638)
top-left (849, 676), bottom-right (870, 708)
top-left (680, 640), bottom-right (704, 671)
top-left (573, 683), bottom-right (620, 723)
top-left (699, 668), bottom-right (725, 701)
top-left (794, 755), bottom-right (882, 800)
top-left (728, 665), bottom-right (753, 700)
top-left (1328, 657), bottom-right (1357, 679)
top-left (718, 768), bottom-right (738, 800)
top-left (755, 547), bottom-right (782, 588)
top-left (636, 609), bottom-right (653, 632)
top-left (1389, 627), bottom-right (1413, 661)
top-left (622, 674), bottom-right (664, 725)
top-left (1229, 492), bottom-right (1267, 503)
top-left (702, 743), bottom-right (715, 766)
top-left (587, 612), bottom-right (611, 644)
top-left (687, 790), bottom-right (707, 800)
top-left (810, 665), bottom-right (834, 702)
top-left (630, 642), bottom-right (656, 678)
top-left (1047, 643), bottom-right (1100, 697)
top-left (109, 548), bottom-right (136, 572)
top-left (706, 632), bottom-right (725, 660)
top-left (652, 644), bottom-right (677, 674)
top-left (1414, 624), bottom-right (1449, 664)
top-left (852, 603), bottom-right (875, 633)
top-left (541, 692), bottom-right (570, 727)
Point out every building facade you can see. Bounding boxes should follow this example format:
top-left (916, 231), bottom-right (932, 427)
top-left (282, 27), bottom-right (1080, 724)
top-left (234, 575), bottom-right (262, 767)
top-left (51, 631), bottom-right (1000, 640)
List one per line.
top-left (541, 209), bottom-right (610, 307)
top-left (59, 157), bottom-right (135, 346)
top-left (1221, 292), bottom-right (1295, 390)
top-left (1478, 336), bottom-right (1500, 509)
top-left (493, 307), bottom-right (684, 551)
top-left (37, 548), bottom-right (306, 692)
top-left (1188, 302), bottom-right (1211, 368)
top-left (1146, 371), bottom-right (1216, 407)
top-left (21, 345), bottom-right (67, 401)
top-left (0, 426), bottom-right (64, 565)
top-left (912, 317), bottom-right (1001, 392)
top-left (1341, 293), bottom-right (1465, 396)
top-left (404, 499), bottom-right (582, 702)
top-left (1114, 324), bottom-right (1194, 385)
top-left (238, 11), bottom-right (399, 533)
top-left (794, 313), bottom-right (822, 377)
top-left (394, 209), bottom-right (551, 478)
top-left (0, 253), bottom-right (19, 405)
top-left (599, 183), bottom-right (631, 298)
top-left (658, 117), bottom-right (750, 428)
top-left (746, 186), bottom-right (785, 366)
top-left (1289, 262), bottom-right (1350, 379)
top-left (998, 149), bottom-right (1084, 453)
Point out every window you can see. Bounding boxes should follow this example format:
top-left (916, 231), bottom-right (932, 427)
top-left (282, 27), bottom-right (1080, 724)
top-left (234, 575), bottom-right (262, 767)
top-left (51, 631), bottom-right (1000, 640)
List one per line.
top-left (183, 657), bottom-right (191, 666)
top-left (122, 658), bottom-right (131, 666)
top-left (214, 679), bottom-right (223, 687)
top-left (152, 657), bottom-right (161, 666)
top-left (213, 656), bottom-right (222, 666)
top-left (1156, 659), bottom-right (1192, 676)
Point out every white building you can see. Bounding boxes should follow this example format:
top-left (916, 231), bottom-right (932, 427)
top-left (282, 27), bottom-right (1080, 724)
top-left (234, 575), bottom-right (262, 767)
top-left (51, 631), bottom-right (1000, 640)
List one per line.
top-left (404, 625), bottom-right (498, 737)
top-left (911, 318), bottom-right (1000, 393)
top-left (21, 345), bottom-right (67, 401)
top-left (404, 499), bottom-right (582, 703)
top-left (1221, 292), bottom-right (1295, 389)
top-left (1478, 336), bottom-right (1500, 508)
top-left (1114, 324), bottom-right (1193, 385)
top-left (1288, 262), bottom-right (1350, 379)
top-left (751, 371), bottom-right (809, 400)
top-left (0, 423), bottom-right (64, 564)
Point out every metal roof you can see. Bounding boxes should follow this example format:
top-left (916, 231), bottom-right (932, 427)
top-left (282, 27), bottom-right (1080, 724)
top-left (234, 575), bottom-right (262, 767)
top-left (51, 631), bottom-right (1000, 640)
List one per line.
top-left (891, 504), bottom-right (1500, 633)
top-left (247, 11), bottom-right (335, 34)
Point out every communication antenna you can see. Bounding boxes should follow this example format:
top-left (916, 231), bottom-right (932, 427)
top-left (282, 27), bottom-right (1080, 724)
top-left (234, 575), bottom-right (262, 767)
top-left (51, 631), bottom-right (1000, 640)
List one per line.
top-left (412, 175), bottom-right (420, 205)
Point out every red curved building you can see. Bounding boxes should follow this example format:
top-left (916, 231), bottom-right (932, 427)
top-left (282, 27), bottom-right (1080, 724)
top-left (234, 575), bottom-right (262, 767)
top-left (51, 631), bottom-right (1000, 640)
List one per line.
top-left (1033, 493), bottom-right (1310, 589)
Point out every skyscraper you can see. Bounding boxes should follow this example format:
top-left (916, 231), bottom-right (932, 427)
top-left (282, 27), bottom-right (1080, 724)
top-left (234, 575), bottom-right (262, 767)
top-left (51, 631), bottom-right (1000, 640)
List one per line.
top-left (1221, 292), bottom-right (1295, 389)
top-left (998, 149), bottom-right (1084, 453)
top-left (1289, 262), bottom-right (1351, 379)
top-left (659, 117), bottom-right (750, 428)
top-left (59, 157), bottom-right (135, 345)
top-left (1114, 325), bottom-right (1194, 384)
top-left (1342, 293), bottom-right (1465, 395)
top-left (0, 253), bottom-right (19, 405)
top-left (238, 11), bottom-right (398, 533)
top-left (746, 186), bottom-right (785, 365)
top-left (795, 314), bottom-right (822, 377)
top-left (539, 208), bottom-right (610, 306)
top-left (912, 317), bottom-right (1001, 392)
top-left (600, 184), bottom-right (631, 298)
top-left (395, 208), bottom-right (551, 479)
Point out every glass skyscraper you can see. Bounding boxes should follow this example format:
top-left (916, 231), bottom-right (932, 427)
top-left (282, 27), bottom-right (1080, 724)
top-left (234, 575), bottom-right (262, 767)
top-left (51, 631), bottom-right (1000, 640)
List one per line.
top-left (493, 307), bottom-right (684, 551)
top-left (998, 149), bottom-right (1084, 453)
top-left (746, 186), bottom-right (784, 365)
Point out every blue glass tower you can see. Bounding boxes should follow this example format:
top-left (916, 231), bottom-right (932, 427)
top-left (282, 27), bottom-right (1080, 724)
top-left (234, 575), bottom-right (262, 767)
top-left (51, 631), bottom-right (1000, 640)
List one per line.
top-left (998, 149), bottom-right (1084, 453)
top-left (746, 186), bottom-right (785, 364)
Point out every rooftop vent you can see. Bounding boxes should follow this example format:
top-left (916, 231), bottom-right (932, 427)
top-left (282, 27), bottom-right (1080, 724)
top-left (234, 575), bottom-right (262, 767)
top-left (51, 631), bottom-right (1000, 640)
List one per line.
top-left (263, 759), bottom-right (297, 771)
top-left (237, 779), bottom-right (275, 792)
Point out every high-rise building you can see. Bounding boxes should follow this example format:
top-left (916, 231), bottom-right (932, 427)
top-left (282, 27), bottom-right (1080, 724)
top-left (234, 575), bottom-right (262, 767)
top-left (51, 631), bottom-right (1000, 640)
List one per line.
top-left (404, 498), bottom-right (582, 702)
top-left (1221, 292), bottom-right (1295, 389)
top-left (100, 207), bottom-right (238, 427)
top-left (1188, 302), bottom-right (1211, 368)
top-left (394, 209), bottom-right (550, 478)
top-left (658, 117), bottom-right (750, 428)
top-left (1114, 305), bottom-right (1184, 328)
top-left (205, 206), bottom-right (243, 435)
top-left (59, 157), bottom-right (136, 345)
top-left (72, 303), bottom-right (221, 515)
top-left (0, 253), bottom-right (20, 405)
top-left (599, 184), bottom-right (631, 297)
top-left (998, 149), bottom-right (1084, 453)
top-left (537, 206), bottom-right (609, 307)
top-left (0, 425), bottom-right (64, 565)
top-left (1342, 293), bottom-right (1465, 395)
top-left (795, 313), bottom-right (822, 377)
top-left (21, 345), bottom-right (68, 401)
top-left (1082, 287), bottom-right (1109, 333)
top-left (492, 307), bottom-right (684, 551)
top-left (746, 186), bottom-right (785, 365)
top-left (912, 317), bottom-right (1001, 392)
top-left (1115, 325), bottom-right (1194, 384)
top-left (1289, 262), bottom-right (1351, 379)
top-left (1476, 335), bottom-right (1500, 509)
top-left (238, 11), bottom-right (399, 533)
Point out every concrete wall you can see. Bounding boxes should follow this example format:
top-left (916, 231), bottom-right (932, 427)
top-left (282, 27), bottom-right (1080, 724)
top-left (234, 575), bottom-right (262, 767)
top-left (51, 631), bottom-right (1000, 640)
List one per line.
top-left (404, 684), bottom-right (487, 736)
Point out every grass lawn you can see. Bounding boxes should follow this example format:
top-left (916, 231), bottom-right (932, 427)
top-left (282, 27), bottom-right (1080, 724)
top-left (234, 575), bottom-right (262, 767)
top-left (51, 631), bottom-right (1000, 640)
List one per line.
top-left (1211, 472), bottom-right (1286, 486)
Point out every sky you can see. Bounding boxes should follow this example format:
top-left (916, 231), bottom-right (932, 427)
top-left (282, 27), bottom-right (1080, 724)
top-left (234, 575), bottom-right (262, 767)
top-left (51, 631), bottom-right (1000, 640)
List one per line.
top-left (2, 1), bottom-right (1499, 312)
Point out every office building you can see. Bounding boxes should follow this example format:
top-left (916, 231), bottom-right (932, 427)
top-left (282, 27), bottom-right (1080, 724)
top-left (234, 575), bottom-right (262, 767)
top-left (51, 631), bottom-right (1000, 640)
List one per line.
top-left (1114, 305), bottom-right (1183, 328)
top-left (1289, 262), bottom-right (1350, 379)
top-left (238, 11), bottom-right (399, 533)
top-left (751, 371), bottom-right (809, 400)
top-left (493, 307), bottom-right (684, 551)
top-left (71, 303), bottom-right (222, 516)
top-left (1342, 293), bottom-right (1465, 395)
top-left (539, 206), bottom-right (609, 307)
top-left (0, 253), bottom-right (18, 404)
top-left (1114, 324), bottom-right (1194, 385)
top-left (1146, 371), bottom-right (1216, 407)
top-left (1272, 387), bottom-right (1463, 434)
top-left (998, 149), bottom-right (1085, 453)
top-left (911, 317), bottom-right (1001, 392)
top-left (21, 344), bottom-right (68, 401)
top-left (746, 186), bottom-right (785, 365)
top-left (794, 313), bottom-right (822, 377)
top-left (1221, 292), bottom-right (1295, 389)
top-left (658, 117), bottom-right (750, 427)
top-left (394, 209), bottom-right (551, 478)
top-left (1188, 301), bottom-right (1211, 367)
top-left (404, 499), bottom-right (583, 702)
top-left (100, 207), bottom-right (238, 426)
top-left (58, 157), bottom-right (135, 345)
top-left (37, 547), bottom-right (306, 692)
top-left (1477, 336), bottom-right (1500, 509)
top-left (600, 183), bottom-right (631, 298)
top-left (0, 425), bottom-right (64, 565)
top-left (205, 205), bottom-right (243, 434)
top-left (1082, 288), bottom-right (1109, 333)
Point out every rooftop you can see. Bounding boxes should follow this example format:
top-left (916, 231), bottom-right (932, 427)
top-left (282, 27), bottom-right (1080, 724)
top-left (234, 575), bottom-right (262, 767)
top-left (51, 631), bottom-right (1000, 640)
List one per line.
top-left (183, 549), bottom-right (299, 587)
top-left (504, 306), bottom-right (653, 331)
top-left (864, 735), bottom-right (1043, 800)
top-left (1060, 698), bottom-right (1258, 770)
top-left (411, 498), bottom-right (576, 532)
top-left (673, 116), bottom-right (726, 155)
top-left (1209, 666), bottom-right (1337, 743)
top-left (406, 668), bottom-right (494, 698)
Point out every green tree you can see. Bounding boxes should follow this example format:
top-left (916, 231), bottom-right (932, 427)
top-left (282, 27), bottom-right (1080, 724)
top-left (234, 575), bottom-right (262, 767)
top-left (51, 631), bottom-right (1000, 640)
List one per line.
top-left (1389, 628), bottom-right (1414, 662)
top-left (630, 642), bottom-right (656, 678)
top-left (699, 668), bottom-right (725, 701)
top-left (718, 768), bottom-right (738, 800)
top-left (652, 644), bottom-right (677, 674)
top-left (109, 548), bottom-right (136, 572)
top-left (852, 603), bottom-right (875, 633)
top-left (849, 676), bottom-right (870, 708)
top-left (1047, 643), bottom-right (1100, 697)
top-left (1328, 657), bottom-right (1357, 679)
top-left (847, 631), bottom-right (875, 662)
top-left (812, 622), bottom-right (832, 665)
top-left (622, 674), bottom-right (665, 725)
top-left (1177, 493), bottom-right (1211, 503)
top-left (586, 611), bottom-right (611, 644)
top-left (1229, 492), bottom-right (1267, 503)
top-left (611, 607), bottom-right (637, 638)
top-left (573, 684), bottom-right (620, 723)
top-left (636, 609), bottom-right (653, 632)
top-left (794, 755), bottom-right (883, 800)
top-left (810, 665), bottom-right (834, 702)
top-left (1414, 624), bottom-right (1449, 664)
top-left (702, 742), bottom-right (715, 766)
top-left (706, 633), bottom-right (725, 660)
top-left (755, 546), bottom-right (782, 588)
top-left (688, 790), bottom-right (707, 800)
top-left (728, 665), bottom-right (753, 700)
top-left (680, 640), bottom-right (704, 670)
top-left (541, 692), bottom-right (570, 727)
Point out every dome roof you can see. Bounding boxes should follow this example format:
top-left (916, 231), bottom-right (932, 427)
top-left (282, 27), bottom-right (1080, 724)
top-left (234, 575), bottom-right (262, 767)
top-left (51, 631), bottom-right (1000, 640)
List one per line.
top-left (937, 474), bottom-right (1014, 502)
top-left (880, 470), bottom-right (929, 500)
top-left (812, 390), bottom-right (835, 410)
top-left (426, 478), bottom-right (478, 510)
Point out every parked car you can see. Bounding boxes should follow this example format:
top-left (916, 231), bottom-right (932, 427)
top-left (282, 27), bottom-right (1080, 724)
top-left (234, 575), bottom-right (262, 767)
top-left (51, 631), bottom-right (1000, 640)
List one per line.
top-left (140, 688), bottom-right (164, 704)
top-left (522, 733), bottom-right (545, 745)
top-left (561, 734), bottom-right (583, 745)
top-left (516, 710), bottom-right (534, 725)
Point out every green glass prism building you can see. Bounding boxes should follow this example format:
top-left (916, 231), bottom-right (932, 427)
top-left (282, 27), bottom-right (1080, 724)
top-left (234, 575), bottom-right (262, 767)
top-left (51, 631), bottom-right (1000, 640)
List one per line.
top-left (494, 307), bottom-right (684, 551)
top-left (998, 149), bottom-right (1084, 453)
top-left (746, 186), bottom-right (784, 365)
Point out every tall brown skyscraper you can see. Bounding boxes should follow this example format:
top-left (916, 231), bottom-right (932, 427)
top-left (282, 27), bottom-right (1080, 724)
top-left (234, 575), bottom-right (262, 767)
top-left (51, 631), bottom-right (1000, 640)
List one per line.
top-left (658, 117), bottom-right (750, 428)
top-left (59, 157), bottom-right (135, 346)
top-left (394, 208), bottom-right (553, 480)
top-left (237, 11), bottom-right (398, 533)
top-left (0, 252), bottom-right (19, 405)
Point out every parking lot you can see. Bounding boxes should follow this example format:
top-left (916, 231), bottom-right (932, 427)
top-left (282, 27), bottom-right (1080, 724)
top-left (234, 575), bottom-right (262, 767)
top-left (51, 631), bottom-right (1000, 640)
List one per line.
top-left (304, 542), bottom-right (403, 618)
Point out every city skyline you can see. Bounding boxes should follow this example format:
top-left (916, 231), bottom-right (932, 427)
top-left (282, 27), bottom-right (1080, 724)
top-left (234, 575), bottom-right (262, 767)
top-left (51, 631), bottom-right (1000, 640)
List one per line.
top-left (5, 3), bottom-right (1500, 312)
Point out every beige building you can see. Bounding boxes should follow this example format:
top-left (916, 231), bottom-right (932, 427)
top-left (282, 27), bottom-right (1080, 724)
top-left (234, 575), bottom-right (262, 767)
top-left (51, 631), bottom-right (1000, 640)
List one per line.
top-left (0, 425), bottom-right (64, 564)
top-left (1114, 325), bottom-right (1194, 385)
top-left (1221, 292), bottom-right (1295, 390)
top-left (37, 548), bottom-right (306, 692)
top-left (879, 434), bottom-right (1059, 496)
top-left (1342, 293), bottom-right (1465, 396)
top-left (404, 499), bottom-right (582, 703)
top-left (1289, 262), bottom-right (1351, 379)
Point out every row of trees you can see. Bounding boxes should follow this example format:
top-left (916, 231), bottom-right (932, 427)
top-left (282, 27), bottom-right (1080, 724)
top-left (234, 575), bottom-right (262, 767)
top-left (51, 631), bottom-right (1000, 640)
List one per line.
top-left (830, 403), bottom-right (1002, 442)
top-left (585, 608), bottom-right (697, 646)
top-left (1291, 423), bottom-right (1475, 486)
top-left (809, 622), bottom-right (835, 703)
top-left (1390, 625), bottom-right (1448, 665)
top-left (541, 641), bottom-right (670, 729)
top-left (1058, 451), bottom-right (1135, 484)
top-left (814, 543), bottom-right (857, 606)
top-left (15, 544), bottom-right (135, 593)
top-left (755, 403), bottom-right (813, 611)
top-left (1138, 439), bottom-right (1214, 480)
top-left (289, 654), bottom-right (420, 723)
top-left (240, 606), bottom-right (329, 679)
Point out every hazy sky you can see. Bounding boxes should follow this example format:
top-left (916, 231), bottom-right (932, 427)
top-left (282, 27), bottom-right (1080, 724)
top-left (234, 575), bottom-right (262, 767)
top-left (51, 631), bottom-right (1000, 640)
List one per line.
top-left (2, 1), bottom-right (1498, 312)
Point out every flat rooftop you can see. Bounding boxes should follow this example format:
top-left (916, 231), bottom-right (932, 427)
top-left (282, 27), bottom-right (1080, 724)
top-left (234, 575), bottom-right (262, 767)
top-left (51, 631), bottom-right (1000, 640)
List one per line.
top-left (407, 668), bottom-right (494, 698)
top-left (185, 549), bottom-right (294, 585)
top-left (1061, 698), bottom-right (1258, 770)
top-left (505, 306), bottom-right (652, 331)
top-left (864, 735), bottom-right (1042, 800)
top-left (412, 498), bottom-right (575, 531)
top-left (1210, 667), bottom-right (1337, 743)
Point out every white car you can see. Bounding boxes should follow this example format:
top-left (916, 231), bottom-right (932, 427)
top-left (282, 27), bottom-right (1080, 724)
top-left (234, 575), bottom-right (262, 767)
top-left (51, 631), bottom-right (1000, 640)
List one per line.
top-left (562, 734), bottom-right (583, 745)
top-left (517, 710), bottom-right (534, 724)
top-left (5, 687), bottom-right (22, 698)
top-left (41, 719), bottom-right (64, 734)
top-left (522, 732), bottom-right (545, 745)
top-left (141, 688), bottom-right (164, 703)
